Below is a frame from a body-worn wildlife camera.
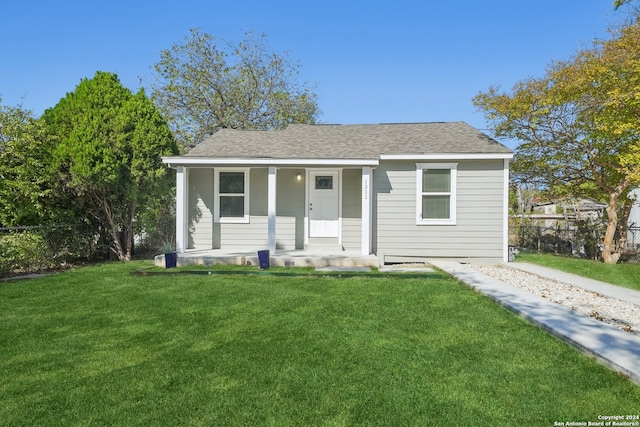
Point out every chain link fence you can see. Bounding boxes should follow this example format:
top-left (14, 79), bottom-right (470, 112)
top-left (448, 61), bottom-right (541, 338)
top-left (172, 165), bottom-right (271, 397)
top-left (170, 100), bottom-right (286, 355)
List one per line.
top-left (628, 227), bottom-right (640, 249)
top-left (509, 222), bottom-right (640, 262)
top-left (0, 224), bottom-right (102, 277)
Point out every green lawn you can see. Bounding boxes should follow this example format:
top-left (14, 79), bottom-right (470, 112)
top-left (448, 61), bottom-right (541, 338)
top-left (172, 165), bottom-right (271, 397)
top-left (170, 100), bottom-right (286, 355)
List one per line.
top-left (516, 252), bottom-right (640, 291)
top-left (1, 262), bottom-right (638, 426)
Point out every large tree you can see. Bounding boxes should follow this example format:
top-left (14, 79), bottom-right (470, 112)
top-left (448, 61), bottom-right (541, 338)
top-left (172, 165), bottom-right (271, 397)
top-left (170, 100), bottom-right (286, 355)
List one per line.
top-left (151, 29), bottom-right (319, 151)
top-left (43, 72), bottom-right (179, 261)
top-left (0, 102), bottom-right (49, 226)
top-left (0, 101), bottom-right (80, 227)
top-left (473, 23), bottom-right (640, 264)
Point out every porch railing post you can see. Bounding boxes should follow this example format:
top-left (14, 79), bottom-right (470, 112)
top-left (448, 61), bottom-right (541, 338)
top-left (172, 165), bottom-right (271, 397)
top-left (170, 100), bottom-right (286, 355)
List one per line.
top-left (176, 166), bottom-right (188, 253)
top-left (361, 167), bottom-right (372, 255)
top-left (268, 167), bottom-right (277, 252)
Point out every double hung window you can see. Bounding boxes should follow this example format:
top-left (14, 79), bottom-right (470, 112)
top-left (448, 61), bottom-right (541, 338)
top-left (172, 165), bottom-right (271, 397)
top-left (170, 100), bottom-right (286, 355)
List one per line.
top-left (215, 169), bottom-right (250, 223)
top-left (416, 163), bottom-right (457, 225)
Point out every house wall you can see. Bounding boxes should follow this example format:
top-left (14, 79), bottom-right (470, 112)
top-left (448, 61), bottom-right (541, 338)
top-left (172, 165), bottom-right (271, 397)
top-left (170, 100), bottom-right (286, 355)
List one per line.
top-left (373, 160), bottom-right (505, 262)
top-left (186, 162), bottom-right (505, 260)
top-left (342, 169), bottom-right (362, 251)
top-left (276, 169), bottom-right (306, 249)
top-left (187, 167), bottom-right (306, 251)
top-left (219, 169), bottom-right (268, 249)
top-left (187, 168), bottom-right (214, 249)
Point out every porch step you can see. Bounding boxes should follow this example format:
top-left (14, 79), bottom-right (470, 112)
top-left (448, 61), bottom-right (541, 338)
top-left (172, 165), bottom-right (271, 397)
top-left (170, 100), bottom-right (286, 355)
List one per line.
top-left (154, 250), bottom-right (379, 268)
top-left (303, 244), bottom-right (344, 252)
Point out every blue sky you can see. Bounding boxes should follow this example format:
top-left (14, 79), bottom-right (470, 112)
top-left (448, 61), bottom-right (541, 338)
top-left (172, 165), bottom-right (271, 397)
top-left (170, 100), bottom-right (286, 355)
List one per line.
top-left (0, 0), bottom-right (627, 148)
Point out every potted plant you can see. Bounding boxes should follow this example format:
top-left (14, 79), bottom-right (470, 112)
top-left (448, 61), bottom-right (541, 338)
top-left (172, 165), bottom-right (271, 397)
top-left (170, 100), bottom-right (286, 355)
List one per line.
top-left (162, 241), bottom-right (177, 268)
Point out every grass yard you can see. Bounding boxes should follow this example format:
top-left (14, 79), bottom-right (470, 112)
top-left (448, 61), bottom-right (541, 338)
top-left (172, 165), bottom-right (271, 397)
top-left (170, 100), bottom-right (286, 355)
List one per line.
top-left (516, 251), bottom-right (640, 292)
top-left (1, 262), bottom-right (639, 426)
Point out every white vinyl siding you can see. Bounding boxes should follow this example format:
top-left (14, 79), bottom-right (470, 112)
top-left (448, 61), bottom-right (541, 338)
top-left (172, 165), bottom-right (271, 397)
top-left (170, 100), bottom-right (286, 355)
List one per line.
top-left (375, 160), bottom-right (505, 261)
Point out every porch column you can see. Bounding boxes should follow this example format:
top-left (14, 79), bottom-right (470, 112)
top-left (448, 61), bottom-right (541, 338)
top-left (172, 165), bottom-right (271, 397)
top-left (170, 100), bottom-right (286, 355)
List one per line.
top-left (268, 167), bottom-right (277, 252)
top-left (503, 159), bottom-right (510, 262)
top-left (175, 166), bottom-right (188, 253)
top-left (361, 167), bottom-right (372, 255)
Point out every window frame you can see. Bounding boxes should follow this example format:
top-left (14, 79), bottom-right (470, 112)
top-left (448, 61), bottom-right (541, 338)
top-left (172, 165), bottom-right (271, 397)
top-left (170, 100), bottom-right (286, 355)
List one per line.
top-left (416, 163), bottom-right (457, 225)
top-left (214, 168), bottom-right (250, 223)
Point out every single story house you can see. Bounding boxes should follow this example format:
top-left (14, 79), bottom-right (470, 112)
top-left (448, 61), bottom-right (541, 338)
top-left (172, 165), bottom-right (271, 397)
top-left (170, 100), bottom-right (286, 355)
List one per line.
top-left (161, 122), bottom-right (513, 265)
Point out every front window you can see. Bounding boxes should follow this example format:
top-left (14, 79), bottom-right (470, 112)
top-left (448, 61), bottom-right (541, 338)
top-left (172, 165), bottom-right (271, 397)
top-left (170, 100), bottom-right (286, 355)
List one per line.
top-left (215, 169), bottom-right (250, 223)
top-left (416, 163), bottom-right (457, 225)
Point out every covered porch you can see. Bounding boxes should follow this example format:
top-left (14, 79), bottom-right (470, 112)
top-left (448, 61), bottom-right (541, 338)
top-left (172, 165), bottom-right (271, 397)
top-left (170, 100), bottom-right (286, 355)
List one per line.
top-left (164, 158), bottom-right (378, 259)
top-left (154, 248), bottom-right (379, 268)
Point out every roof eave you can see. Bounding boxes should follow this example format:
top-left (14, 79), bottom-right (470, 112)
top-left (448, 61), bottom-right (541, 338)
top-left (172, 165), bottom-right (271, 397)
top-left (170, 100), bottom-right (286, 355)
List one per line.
top-left (380, 153), bottom-right (514, 160)
top-left (162, 157), bottom-right (380, 168)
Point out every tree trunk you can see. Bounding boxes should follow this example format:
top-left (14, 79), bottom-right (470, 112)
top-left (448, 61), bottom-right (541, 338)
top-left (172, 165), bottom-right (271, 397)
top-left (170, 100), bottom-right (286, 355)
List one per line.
top-left (122, 203), bottom-right (135, 262)
top-left (93, 190), bottom-right (129, 261)
top-left (602, 193), bottom-right (621, 264)
top-left (108, 219), bottom-right (127, 261)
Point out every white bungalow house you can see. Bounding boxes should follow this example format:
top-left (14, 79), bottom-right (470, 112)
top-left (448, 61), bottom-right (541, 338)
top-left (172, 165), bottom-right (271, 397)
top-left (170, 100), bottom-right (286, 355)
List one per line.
top-left (161, 122), bottom-right (513, 266)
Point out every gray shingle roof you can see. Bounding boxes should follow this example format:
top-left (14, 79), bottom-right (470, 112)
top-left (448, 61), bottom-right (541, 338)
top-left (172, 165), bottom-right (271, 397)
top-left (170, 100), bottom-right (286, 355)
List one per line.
top-left (184, 122), bottom-right (512, 159)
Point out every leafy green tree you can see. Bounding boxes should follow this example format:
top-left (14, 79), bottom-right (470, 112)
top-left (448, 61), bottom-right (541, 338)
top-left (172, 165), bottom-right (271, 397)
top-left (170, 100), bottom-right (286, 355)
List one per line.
top-left (43, 72), bottom-right (179, 261)
top-left (0, 104), bottom-right (84, 225)
top-left (151, 29), bottom-right (320, 151)
top-left (474, 23), bottom-right (640, 264)
top-left (0, 101), bottom-right (95, 272)
top-left (0, 101), bottom-right (51, 226)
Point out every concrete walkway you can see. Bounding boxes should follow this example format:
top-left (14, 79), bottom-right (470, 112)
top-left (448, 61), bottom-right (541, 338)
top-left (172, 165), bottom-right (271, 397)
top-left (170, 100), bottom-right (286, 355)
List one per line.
top-left (429, 260), bottom-right (640, 385)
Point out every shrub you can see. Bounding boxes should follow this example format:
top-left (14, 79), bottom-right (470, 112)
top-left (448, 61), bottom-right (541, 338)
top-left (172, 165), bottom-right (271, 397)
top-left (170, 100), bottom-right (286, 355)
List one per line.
top-left (0, 225), bottom-right (97, 277)
top-left (0, 231), bottom-right (55, 277)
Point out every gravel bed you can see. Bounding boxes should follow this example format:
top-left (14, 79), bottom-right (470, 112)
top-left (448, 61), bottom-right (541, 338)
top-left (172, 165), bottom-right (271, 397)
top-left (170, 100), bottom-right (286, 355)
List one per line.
top-left (469, 264), bottom-right (640, 337)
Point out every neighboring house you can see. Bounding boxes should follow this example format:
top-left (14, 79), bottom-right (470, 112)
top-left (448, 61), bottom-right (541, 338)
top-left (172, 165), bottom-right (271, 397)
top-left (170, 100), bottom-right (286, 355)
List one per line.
top-left (528, 198), bottom-right (607, 228)
top-left (162, 122), bottom-right (513, 265)
top-left (517, 198), bottom-right (608, 256)
top-left (628, 188), bottom-right (640, 250)
top-left (630, 188), bottom-right (640, 228)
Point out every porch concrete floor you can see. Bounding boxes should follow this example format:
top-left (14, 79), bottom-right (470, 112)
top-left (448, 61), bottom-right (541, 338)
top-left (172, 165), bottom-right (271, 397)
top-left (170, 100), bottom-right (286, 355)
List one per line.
top-left (154, 249), bottom-right (379, 268)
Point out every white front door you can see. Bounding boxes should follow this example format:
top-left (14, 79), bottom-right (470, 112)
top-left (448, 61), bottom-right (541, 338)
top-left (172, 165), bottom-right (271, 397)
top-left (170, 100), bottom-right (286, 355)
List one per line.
top-left (309, 171), bottom-right (339, 237)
